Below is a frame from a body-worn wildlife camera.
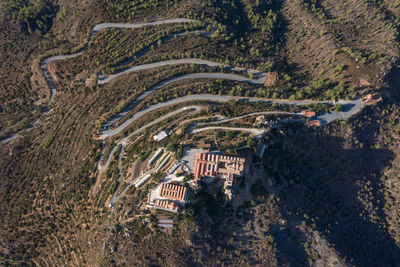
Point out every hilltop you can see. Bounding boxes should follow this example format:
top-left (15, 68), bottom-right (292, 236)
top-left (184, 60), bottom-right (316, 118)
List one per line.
top-left (0, 0), bottom-right (400, 266)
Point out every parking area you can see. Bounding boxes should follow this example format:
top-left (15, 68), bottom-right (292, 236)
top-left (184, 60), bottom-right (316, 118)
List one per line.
top-left (181, 148), bottom-right (220, 171)
top-left (181, 148), bottom-right (205, 171)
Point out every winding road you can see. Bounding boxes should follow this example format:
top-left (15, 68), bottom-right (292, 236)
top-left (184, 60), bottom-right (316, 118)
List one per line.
top-left (1, 18), bottom-right (267, 144)
top-left (0, 17), bottom-right (366, 208)
top-left (102, 71), bottom-right (267, 134)
top-left (101, 94), bottom-right (363, 138)
top-left (98, 59), bottom-right (266, 85)
top-left (191, 126), bottom-right (265, 137)
top-left (101, 93), bottom-right (363, 206)
top-left (105, 106), bottom-right (200, 205)
top-left (1, 18), bottom-right (199, 144)
top-left (1, 17), bottom-right (363, 145)
top-left (195, 111), bottom-right (300, 126)
top-left (99, 106), bottom-right (200, 173)
top-left (103, 94), bottom-right (362, 205)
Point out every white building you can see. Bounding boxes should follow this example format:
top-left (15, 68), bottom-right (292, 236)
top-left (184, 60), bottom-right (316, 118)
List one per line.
top-left (153, 131), bottom-right (169, 142)
top-left (148, 149), bottom-right (163, 166)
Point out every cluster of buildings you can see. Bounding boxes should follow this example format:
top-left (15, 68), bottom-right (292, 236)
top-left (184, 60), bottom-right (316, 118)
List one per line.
top-left (147, 182), bottom-right (188, 213)
top-left (146, 152), bottom-right (247, 213)
top-left (193, 152), bottom-right (246, 199)
top-left (301, 110), bottom-right (321, 127)
top-left (144, 106), bottom-right (335, 215)
top-left (254, 110), bottom-right (322, 128)
top-left (193, 153), bottom-right (246, 181)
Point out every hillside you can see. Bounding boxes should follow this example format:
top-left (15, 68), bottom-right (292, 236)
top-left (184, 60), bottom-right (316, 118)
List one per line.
top-left (0, 0), bottom-right (399, 266)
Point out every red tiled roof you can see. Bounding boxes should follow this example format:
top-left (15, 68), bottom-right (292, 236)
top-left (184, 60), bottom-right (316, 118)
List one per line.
top-left (301, 110), bottom-right (316, 117)
top-left (154, 199), bottom-right (178, 212)
top-left (308, 120), bottom-right (321, 127)
top-left (193, 152), bottom-right (245, 180)
top-left (159, 183), bottom-right (188, 201)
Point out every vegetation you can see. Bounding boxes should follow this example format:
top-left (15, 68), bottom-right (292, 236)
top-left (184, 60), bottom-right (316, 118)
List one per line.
top-left (1, 0), bottom-right (400, 266)
top-left (1, 1), bottom-right (57, 35)
top-left (139, 150), bottom-right (152, 161)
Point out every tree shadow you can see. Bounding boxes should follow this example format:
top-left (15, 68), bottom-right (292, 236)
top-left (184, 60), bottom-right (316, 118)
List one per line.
top-left (340, 103), bottom-right (354, 112)
top-left (263, 119), bottom-right (400, 266)
top-left (271, 223), bottom-right (310, 266)
top-left (186, 100), bottom-right (400, 265)
top-left (189, 180), bottom-right (311, 265)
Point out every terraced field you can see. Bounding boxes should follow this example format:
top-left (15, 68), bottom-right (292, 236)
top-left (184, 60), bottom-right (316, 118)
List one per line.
top-left (1, 0), bottom-right (400, 266)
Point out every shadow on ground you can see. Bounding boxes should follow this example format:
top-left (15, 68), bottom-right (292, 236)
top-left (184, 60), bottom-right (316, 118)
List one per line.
top-left (263, 113), bottom-right (399, 266)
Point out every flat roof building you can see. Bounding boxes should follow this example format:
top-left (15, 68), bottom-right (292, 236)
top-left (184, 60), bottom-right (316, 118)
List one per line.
top-left (148, 149), bottom-right (163, 167)
top-left (153, 131), bottom-right (169, 142)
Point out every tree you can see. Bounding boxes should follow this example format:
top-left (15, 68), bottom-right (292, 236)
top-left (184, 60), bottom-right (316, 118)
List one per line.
top-left (334, 104), bottom-right (344, 112)
top-left (228, 99), bottom-right (237, 107)
top-left (182, 173), bottom-right (193, 184)
top-left (215, 131), bottom-right (224, 139)
top-left (166, 142), bottom-right (176, 152)
top-left (152, 172), bottom-right (164, 183)
top-left (247, 137), bottom-right (257, 150)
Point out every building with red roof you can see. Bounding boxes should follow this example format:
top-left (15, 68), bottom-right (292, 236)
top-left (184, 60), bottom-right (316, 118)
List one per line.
top-left (147, 182), bottom-right (188, 213)
top-left (308, 120), bottom-right (321, 127)
top-left (301, 110), bottom-right (316, 118)
top-left (193, 152), bottom-right (246, 199)
top-left (193, 152), bottom-right (246, 181)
